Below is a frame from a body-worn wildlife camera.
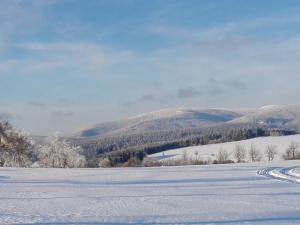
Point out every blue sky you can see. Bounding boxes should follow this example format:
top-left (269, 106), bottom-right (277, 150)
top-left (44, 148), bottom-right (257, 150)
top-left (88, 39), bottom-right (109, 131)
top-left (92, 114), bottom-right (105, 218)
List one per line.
top-left (1, 0), bottom-right (300, 135)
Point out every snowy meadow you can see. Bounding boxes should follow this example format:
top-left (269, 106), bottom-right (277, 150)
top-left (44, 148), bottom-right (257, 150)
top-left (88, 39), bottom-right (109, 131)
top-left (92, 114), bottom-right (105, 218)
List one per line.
top-left (149, 135), bottom-right (300, 163)
top-left (2, 1), bottom-right (300, 224)
top-left (1, 161), bottom-right (300, 225)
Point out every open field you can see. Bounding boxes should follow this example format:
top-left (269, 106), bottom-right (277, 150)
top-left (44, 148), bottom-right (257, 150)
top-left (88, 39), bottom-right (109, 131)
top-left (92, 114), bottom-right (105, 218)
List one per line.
top-left (149, 135), bottom-right (300, 162)
top-left (1, 161), bottom-right (300, 225)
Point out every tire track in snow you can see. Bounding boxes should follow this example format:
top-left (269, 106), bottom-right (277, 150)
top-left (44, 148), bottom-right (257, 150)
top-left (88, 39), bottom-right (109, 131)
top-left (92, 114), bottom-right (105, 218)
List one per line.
top-left (258, 167), bottom-right (300, 184)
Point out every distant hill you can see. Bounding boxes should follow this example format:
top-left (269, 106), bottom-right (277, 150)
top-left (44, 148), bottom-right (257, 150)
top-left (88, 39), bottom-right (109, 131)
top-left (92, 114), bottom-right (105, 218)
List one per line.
top-left (228, 104), bottom-right (300, 130)
top-left (75, 104), bottom-right (300, 139)
top-left (74, 108), bottom-right (244, 138)
top-left (72, 104), bottom-right (300, 160)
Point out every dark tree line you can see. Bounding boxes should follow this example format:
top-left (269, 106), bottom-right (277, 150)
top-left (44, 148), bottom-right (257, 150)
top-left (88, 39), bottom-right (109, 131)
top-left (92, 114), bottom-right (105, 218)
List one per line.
top-left (100, 148), bottom-right (146, 167)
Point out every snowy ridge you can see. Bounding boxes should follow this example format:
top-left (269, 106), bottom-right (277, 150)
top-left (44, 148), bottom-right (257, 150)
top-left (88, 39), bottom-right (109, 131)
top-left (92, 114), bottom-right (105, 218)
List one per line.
top-left (127, 108), bottom-right (185, 120)
top-left (74, 104), bottom-right (300, 138)
top-left (229, 104), bottom-right (300, 127)
top-left (75, 108), bottom-right (243, 137)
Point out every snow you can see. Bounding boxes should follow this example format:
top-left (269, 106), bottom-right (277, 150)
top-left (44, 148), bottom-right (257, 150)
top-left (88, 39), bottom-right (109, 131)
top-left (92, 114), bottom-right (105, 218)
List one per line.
top-left (259, 105), bottom-right (280, 110)
top-left (258, 167), bottom-right (300, 183)
top-left (1, 161), bottom-right (300, 224)
top-left (149, 134), bottom-right (300, 162)
top-left (229, 104), bottom-right (300, 125)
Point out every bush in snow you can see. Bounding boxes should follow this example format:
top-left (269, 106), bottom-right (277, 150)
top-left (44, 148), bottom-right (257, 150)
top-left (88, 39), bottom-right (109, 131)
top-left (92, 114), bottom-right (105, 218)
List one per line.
top-left (37, 135), bottom-right (86, 168)
top-left (99, 158), bottom-right (111, 168)
top-left (216, 148), bottom-right (230, 163)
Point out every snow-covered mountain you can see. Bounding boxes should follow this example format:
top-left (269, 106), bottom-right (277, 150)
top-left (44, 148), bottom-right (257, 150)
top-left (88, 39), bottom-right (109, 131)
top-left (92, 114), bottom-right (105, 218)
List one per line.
top-left (229, 104), bottom-right (300, 129)
top-left (75, 108), bottom-right (244, 137)
top-left (75, 104), bottom-right (300, 138)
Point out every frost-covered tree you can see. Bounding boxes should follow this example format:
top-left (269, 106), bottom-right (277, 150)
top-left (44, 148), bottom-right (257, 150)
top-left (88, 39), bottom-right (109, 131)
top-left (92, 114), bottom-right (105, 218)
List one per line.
top-left (248, 143), bottom-right (261, 162)
top-left (284, 141), bottom-right (299, 160)
top-left (182, 149), bottom-right (188, 162)
top-left (194, 150), bottom-right (199, 162)
top-left (217, 148), bottom-right (230, 163)
top-left (265, 145), bottom-right (277, 161)
top-left (0, 120), bottom-right (33, 167)
top-left (233, 144), bottom-right (246, 163)
top-left (38, 135), bottom-right (86, 168)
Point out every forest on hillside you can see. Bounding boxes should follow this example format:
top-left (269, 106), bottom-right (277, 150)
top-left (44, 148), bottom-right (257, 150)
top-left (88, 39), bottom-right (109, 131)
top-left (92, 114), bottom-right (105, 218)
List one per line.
top-left (73, 124), bottom-right (296, 166)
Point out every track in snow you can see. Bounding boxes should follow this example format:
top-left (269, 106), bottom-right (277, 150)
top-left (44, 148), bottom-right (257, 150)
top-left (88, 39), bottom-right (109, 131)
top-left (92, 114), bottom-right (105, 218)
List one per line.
top-left (258, 166), bottom-right (300, 183)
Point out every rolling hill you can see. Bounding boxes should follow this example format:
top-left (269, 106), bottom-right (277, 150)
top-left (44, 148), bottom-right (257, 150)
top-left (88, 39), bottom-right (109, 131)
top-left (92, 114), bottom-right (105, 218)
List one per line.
top-left (228, 104), bottom-right (300, 130)
top-left (75, 104), bottom-right (300, 138)
top-left (75, 108), bottom-right (245, 138)
top-left (72, 104), bottom-right (300, 158)
top-left (149, 134), bottom-right (300, 162)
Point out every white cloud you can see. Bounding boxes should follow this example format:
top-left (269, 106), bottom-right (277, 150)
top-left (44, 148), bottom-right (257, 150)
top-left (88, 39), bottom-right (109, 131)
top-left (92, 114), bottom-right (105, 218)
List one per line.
top-left (0, 42), bottom-right (136, 77)
top-left (2, 2), bottom-right (300, 134)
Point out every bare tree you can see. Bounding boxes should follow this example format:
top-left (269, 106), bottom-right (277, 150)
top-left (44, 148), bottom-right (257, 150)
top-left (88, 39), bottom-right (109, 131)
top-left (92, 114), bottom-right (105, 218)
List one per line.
top-left (234, 144), bottom-right (246, 163)
top-left (248, 143), bottom-right (261, 162)
top-left (182, 149), bottom-right (188, 163)
top-left (284, 141), bottom-right (299, 160)
top-left (194, 150), bottom-right (199, 162)
top-left (265, 145), bottom-right (277, 161)
top-left (217, 148), bottom-right (230, 163)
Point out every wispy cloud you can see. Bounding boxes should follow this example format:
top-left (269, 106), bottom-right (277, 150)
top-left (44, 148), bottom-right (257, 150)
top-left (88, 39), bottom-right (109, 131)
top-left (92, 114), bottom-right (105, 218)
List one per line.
top-left (51, 110), bottom-right (75, 117)
top-left (177, 87), bottom-right (202, 99)
top-left (206, 88), bottom-right (226, 96)
top-left (2, 1), bottom-right (300, 134)
top-left (139, 94), bottom-right (156, 101)
top-left (3, 42), bottom-right (135, 77)
top-left (27, 101), bottom-right (46, 108)
top-left (208, 78), bottom-right (248, 91)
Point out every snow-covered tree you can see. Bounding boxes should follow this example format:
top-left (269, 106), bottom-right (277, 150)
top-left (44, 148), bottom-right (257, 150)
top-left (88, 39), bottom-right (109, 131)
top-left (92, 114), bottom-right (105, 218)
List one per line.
top-left (0, 121), bottom-right (33, 167)
top-left (217, 148), bottom-right (230, 163)
top-left (265, 145), bottom-right (277, 161)
top-left (233, 144), bottom-right (246, 163)
top-left (248, 143), bottom-right (261, 162)
top-left (38, 134), bottom-right (86, 168)
top-left (284, 141), bottom-right (299, 160)
top-left (194, 150), bottom-right (199, 162)
top-left (182, 149), bottom-right (188, 162)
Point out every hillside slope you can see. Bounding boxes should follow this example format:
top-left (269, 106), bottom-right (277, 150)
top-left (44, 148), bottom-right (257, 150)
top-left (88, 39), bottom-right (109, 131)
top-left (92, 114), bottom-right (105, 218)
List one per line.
top-left (229, 104), bottom-right (300, 130)
top-left (149, 134), bottom-right (300, 162)
top-left (72, 104), bottom-right (300, 158)
top-left (75, 108), bottom-right (244, 138)
top-left (76, 104), bottom-right (300, 139)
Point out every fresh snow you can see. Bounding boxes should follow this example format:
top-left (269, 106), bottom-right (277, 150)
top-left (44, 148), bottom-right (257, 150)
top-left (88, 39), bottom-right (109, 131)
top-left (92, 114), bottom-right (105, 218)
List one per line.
top-left (1, 161), bottom-right (300, 224)
top-left (149, 134), bottom-right (300, 162)
top-left (258, 167), bottom-right (300, 183)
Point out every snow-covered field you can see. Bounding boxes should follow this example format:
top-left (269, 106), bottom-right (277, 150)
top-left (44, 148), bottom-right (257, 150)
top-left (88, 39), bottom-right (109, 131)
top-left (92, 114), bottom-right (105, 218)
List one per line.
top-left (149, 135), bottom-right (300, 162)
top-left (1, 161), bottom-right (300, 225)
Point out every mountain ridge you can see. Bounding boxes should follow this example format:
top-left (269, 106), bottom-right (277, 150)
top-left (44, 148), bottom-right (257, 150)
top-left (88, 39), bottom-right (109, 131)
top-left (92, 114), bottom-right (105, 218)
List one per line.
top-left (74, 108), bottom-right (245, 138)
top-left (74, 104), bottom-right (300, 139)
